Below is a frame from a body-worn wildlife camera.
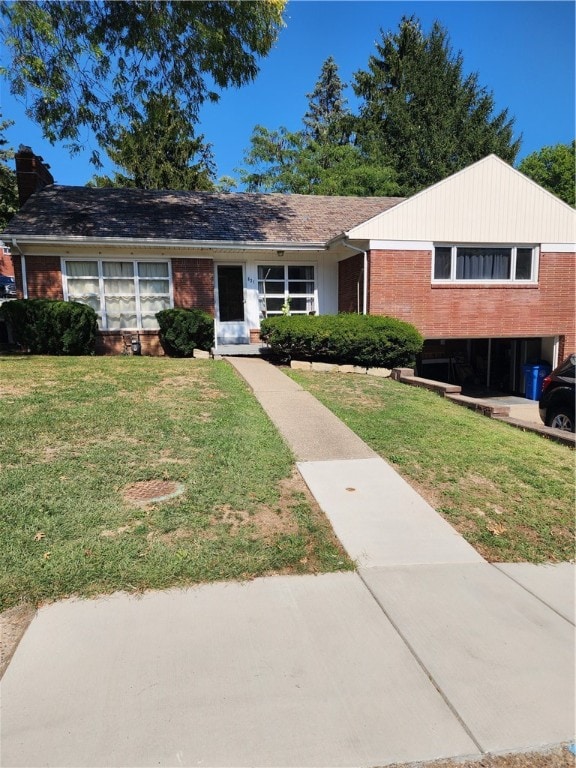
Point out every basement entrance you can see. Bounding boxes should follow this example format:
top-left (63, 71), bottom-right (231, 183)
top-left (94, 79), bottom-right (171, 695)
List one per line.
top-left (417, 337), bottom-right (556, 396)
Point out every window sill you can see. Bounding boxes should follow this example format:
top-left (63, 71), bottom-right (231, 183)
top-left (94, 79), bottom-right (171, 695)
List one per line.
top-left (431, 282), bottom-right (539, 289)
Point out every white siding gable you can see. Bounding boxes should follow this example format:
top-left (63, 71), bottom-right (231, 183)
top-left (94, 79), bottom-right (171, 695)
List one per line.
top-left (346, 155), bottom-right (576, 244)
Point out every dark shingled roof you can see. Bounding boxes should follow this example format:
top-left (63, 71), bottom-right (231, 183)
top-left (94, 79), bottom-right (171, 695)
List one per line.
top-left (3, 185), bottom-right (404, 244)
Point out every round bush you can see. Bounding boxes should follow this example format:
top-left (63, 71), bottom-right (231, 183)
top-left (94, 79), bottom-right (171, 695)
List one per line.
top-left (156, 308), bottom-right (214, 357)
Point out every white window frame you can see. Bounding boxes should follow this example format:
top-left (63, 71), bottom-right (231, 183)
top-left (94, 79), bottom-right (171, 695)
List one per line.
top-left (257, 263), bottom-right (317, 318)
top-left (62, 258), bottom-right (173, 330)
top-left (432, 245), bottom-right (539, 284)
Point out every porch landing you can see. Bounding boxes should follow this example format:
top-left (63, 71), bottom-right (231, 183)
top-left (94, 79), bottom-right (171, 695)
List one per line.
top-left (212, 344), bottom-right (272, 357)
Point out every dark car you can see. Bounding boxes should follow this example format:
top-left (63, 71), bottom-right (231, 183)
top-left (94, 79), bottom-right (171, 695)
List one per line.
top-left (539, 354), bottom-right (576, 432)
top-left (0, 275), bottom-right (16, 298)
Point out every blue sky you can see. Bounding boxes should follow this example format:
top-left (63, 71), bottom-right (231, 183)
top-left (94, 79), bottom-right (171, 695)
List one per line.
top-left (1, 0), bottom-right (574, 187)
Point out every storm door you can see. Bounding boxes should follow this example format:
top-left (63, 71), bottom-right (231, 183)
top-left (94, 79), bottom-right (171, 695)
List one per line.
top-left (215, 264), bottom-right (249, 344)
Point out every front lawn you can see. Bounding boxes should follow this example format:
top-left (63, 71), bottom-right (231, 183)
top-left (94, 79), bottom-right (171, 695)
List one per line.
top-left (288, 370), bottom-right (575, 563)
top-left (0, 357), bottom-right (351, 611)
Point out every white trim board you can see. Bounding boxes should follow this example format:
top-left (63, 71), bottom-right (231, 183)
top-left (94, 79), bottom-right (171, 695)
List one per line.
top-left (541, 244), bottom-right (576, 253)
top-left (368, 241), bottom-right (434, 251)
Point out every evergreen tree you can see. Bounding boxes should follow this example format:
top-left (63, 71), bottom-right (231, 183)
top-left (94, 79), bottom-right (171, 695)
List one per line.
top-left (240, 57), bottom-right (398, 196)
top-left (303, 55), bottom-right (351, 145)
top-left (89, 95), bottom-right (215, 190)
top-left (518, 141), bottom-right (575, 207)
top-left (353, 16), bottom-right (521, 195)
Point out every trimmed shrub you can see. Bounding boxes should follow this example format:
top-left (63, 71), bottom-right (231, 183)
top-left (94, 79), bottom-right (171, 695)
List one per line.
top-left (260, 314), bottom-right (423, 368)
top-left (0, 299), bottom-right (40, 352)
top-left (156, 308), bottom-right (214, 357)
top-left (0, 299), bottom-right (98, 355)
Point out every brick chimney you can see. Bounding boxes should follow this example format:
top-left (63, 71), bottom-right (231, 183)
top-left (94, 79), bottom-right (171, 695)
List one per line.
top-left (15, 146), bottom-right (55, 207)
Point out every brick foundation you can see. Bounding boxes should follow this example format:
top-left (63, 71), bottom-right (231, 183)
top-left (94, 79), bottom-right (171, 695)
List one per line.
top-left (95, 330), bottom-right (165, 356)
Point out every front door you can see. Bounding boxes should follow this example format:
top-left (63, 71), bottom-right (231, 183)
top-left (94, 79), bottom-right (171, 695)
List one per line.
top-left (215, 264), bottom-right (249, 344)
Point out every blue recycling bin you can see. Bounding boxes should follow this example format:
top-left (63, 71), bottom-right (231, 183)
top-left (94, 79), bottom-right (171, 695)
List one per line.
top-left (523, 362), bottom-right (551, 400)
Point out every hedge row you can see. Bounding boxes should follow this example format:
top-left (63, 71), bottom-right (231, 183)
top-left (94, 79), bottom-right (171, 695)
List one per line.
top-left (260, 314), bottom-right (423, 368)
top-left (0, 302), bottom-right (214, 357)
top-left (0, 300), bottom-right (419, 367)
top-left (0, 299), bottom-right (98, 355)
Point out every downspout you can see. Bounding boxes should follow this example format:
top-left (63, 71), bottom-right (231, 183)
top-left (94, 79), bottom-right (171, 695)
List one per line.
top-left (11, 239), bottom-right (27, 299)
top-left (342, 240), bottom-right (368, 315)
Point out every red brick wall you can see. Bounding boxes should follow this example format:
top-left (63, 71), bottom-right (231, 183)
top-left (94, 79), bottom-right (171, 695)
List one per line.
top-left (15, 148), bottom-right (54, 206)
top-left (172, 258), bottom-right (214, 313)
top-left (338, 254), bottom-right (364, 313)
top-left (9, 255), bottom-right (215, 356)
top-left (19, 255), bottom-right (215, 310)
top-left (368, 249), bottom-right (576, 351)
top-left (96, 330), bottom-right (164, 356)
top-left (25, 255), bottom-right (64, 300)
top-left (0, 246), bottom-right (13, 276)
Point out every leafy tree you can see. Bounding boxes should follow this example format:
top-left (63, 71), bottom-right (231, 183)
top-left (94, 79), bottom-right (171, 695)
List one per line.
top-left (240, 126), bottom-right (304, 193)
top-left (283, 141), bottom-right (398, 196)
top-left (0, 0), bottom-right (286, 165)
top-left (0, 113), bottom-right (18, 230)
top-left (240, 127), bottom-right (398, 195)
top-left (89, 94), bottom-right (215, 190)
top-left (240, 58), bottom-right (399, 196)
top-left (353, 16), bottom-right (521, 195)
top-left (518, 141), bottom-right (575, 207)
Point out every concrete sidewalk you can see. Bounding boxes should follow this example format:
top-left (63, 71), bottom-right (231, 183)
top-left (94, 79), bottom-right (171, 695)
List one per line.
top-left (228, 357), bottom-right (576, 753)
top-left (1, 357), bottom-right (574, 767)
top-left (226, 356), bottom-right (377, 462)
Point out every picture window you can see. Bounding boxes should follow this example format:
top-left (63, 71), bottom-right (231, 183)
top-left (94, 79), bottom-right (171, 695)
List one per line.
top-left (65, 260), bottom-right (171, 330)
top-left (433, 246), bottom-right (537, 283)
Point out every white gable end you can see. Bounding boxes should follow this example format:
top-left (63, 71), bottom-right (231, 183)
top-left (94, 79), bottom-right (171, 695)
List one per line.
top-left (347, 155), bottom-right (576, 244)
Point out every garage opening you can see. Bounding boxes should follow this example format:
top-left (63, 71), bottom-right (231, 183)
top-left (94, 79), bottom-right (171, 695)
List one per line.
top-left (417, 337), bottom-right (557, 396)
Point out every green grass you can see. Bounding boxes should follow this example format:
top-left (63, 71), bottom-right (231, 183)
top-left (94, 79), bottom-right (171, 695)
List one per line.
top-left (0, 357), bottom-right (351, 611)
top-left (288, 370), bottom-right (575, 563)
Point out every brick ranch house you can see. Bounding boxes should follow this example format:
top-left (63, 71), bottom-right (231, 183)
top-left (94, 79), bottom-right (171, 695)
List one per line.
top-left (2, 148), bottom-right (575, 394)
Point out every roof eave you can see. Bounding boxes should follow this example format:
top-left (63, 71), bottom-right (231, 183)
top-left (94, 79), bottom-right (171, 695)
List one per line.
top-left (326, 231), bottom-right (371, 248)
top-left (5, 234), bottom-right (328, 251)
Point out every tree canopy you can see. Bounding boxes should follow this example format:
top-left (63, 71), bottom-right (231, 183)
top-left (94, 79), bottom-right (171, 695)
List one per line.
top-left (89, 95), bottom-right (215, 190)
top-left (518, 141), bottom-right (575, 207)
top-left (239, 56), bottom-right (399, 196)
top-left (0, 0), bottom-right (285, 170)
top-left (353, 16), bottom-right (521, 195)
top-left (0, 113), bottom-right (18, 231)
top-left (241, 16), bottom-right (522, 197)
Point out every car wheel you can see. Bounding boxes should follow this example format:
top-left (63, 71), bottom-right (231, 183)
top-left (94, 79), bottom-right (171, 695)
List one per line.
top-left (547, 407), bottom-right (575, 432)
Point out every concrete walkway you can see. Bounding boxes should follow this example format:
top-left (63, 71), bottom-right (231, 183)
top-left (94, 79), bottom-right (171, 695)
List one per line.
top-left (1, 358), bottom-right (574, 768)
